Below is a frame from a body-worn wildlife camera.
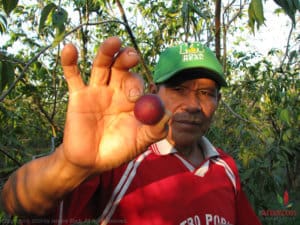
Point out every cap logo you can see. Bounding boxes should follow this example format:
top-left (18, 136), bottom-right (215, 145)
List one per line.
top-left (179, 43), bottom-right (205, 62)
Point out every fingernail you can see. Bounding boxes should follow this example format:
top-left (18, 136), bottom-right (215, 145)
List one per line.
top-left (129, 88), bottom-right (141, 96)
top-left (128, 88), bottom-right (142, 102)
top-left (165, 109), bottom-right (172, 118)
top-left (128, 50), bottom-right (138, 56)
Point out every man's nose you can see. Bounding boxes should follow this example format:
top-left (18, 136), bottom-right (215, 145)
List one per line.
top-left (186, 93), bottom-right (202, 113)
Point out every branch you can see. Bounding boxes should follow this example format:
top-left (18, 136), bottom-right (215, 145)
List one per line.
top-left (0, 52), bottom-right (26, 66)
top-left (222, 100), bottom-right (250, 123)
top-left (222, 0), bottom-right (247, 75)
top-left (0, 20), bottom-right (130, 102)
top-left (34, 95), bottom-right (61, 133)
top-left (280, 23), bottom-right (294, 69)
top-left (0, 45), bottom-right (52, 102)
top-left (50, 46), bottom-right (61, 121)
top-left (215, 0), bottom-right (221, 60)
top-left (221, 99), bottom-right (265, 142)
top-left (223, 0), bottom-right (247, 29)
top-left (0, 148), bottom-right (22, 166)
top-left (115, 0), bottom-right (152, 83)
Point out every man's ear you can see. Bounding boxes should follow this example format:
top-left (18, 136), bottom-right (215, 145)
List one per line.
top-left (149, 82), bottom-right (158, 94)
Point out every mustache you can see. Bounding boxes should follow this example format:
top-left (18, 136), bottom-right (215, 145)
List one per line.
top-left (172, 112), bottom-right (209, 124)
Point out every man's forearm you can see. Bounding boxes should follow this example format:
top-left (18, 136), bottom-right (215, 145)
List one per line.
top-left (1, 145), bottom-right (89, 216)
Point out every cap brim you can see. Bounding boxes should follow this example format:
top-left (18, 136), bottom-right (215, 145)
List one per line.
top-left (157, 68), bottom-right (227, 87)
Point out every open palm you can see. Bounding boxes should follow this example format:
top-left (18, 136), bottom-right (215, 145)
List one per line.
top-left (61, 37), bottom-right (169, 174)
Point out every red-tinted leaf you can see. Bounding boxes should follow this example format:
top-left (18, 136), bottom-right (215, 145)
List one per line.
top-left (283, 190), bottom-right (289, 206)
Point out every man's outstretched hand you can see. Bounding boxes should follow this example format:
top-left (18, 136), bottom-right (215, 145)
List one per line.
top-left (0, 37), bottom-right (170, 216)
top-left (61, 37), bottom-right (169, 174)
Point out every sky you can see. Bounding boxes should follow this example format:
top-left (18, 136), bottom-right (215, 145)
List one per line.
top-left (228, 1), bottom-right (299, 56)
top-left (1, 1), bottom-right (298, 59)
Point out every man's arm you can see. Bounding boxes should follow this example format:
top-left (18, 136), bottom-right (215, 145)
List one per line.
top-left (236, 189), bottom-right (262, 225)
top-left (1, 37), bottom-right (169, 217)
top-left (1, 145), bottom-right (88, 216)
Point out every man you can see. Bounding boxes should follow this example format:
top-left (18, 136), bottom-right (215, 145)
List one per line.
top-left (1, 37), bottom-right (261, 225)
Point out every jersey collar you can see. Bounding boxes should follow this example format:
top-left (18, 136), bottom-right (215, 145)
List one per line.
top-left (151, 136), bottom-right (219, 159)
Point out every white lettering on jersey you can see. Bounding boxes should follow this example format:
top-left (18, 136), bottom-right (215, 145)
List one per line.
top-left (180, 214), bottom-right (231, 225)
top-left (180, 215), bottom-right (201, 225)
top-left (221, 217), bottom-right (227, 224)
top-left (194, 215), bottom-right (201, 225)
top-left (205, 214), bottom-right (230, 225)
top-left (205, 214), bottom-right (212, 224)
top-left (213, 215), bottom-right (220, 224)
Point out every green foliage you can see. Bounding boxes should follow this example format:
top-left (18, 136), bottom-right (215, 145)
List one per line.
top-left (1, 0), bottom-right (18, 16)
top-left (209, 46), bottom-right (299, 224)
top-left (248, 0), bottom-right (265, 33)
top-left (38, 3), bottom-right (68, 46)
top-left (0, 12), bottom-right (7, 33)
top-left (38, 3), bottom-right (58, 34)
top-left (0, 60), bottom-right (15, 92)
top-left (274, 0), bottom-right (300, 26)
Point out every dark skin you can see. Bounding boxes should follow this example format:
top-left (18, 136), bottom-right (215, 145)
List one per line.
top-left (1, 37), bottom-right (170, 216)
top-left (1, 37), bottom-right (220, 218)
top-left (152, 78), bottom-right (221, 166)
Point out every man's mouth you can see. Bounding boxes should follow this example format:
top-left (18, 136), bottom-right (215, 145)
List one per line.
top-left (172, 114), bottom-right (204, 126)
top-left (174, 118), bottom-right (202, 125)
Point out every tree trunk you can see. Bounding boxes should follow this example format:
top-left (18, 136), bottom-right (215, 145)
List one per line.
top-left (215, 0), bottom-right (221, 61)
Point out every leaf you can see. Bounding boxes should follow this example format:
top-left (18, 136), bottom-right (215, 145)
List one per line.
top-left (52, 27), bottom-right (66, 48)
top-left (248, 3), bottom-right (256, 33)
top-left (277, 192), bottom-right (283, 205)
top-left (279, 108), bottom-right (290, 124)
top-left (253, 0), bottom-right (265, 25)
top-left (0, 13), bottom-right (7, 33)
top-left (294, 0), bottom-right (300, 10)
top-left (39, 3), bottom-right (57, 34)
top-left (0, 61), bottom-right (15, 93)
top-left (52, 8), bottom-right (68, 31)
top-left (283, 190), bottom-right (289, 206)
top-left (274, 0), bottom-right (298, 26)
top-left (2, 0), bottom-right (19, 16)
top-left (248, 0), bottom-right (265, 32)
top-left (0, 61), bottom-right (3, 92)
top-left (51, 8), bottom-right (68, 47)
top-left (285, 0), bottom-right (298, 25)
top-left (282, 129), bottom-right (293, 142)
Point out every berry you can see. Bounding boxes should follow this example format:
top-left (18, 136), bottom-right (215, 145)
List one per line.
top-left (134, 94), bottom-right (165, 125)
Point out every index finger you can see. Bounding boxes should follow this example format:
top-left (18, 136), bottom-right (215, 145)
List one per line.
top-left (89, 37), bottom-right (122, 86)
top-left (61, 43), bottom-right (85, 93)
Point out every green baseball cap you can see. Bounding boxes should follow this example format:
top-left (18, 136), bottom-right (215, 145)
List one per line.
top-left (153, 42), bottom-right (227, 87)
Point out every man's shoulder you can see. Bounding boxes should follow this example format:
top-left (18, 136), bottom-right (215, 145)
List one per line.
top-left (215, 147), bottom-right (232, 157)
top-left (214, 147), bottom-right (240, 173)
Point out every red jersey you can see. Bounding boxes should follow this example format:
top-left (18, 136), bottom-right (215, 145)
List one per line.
top-left (23, 137), bottom-right (262, 225)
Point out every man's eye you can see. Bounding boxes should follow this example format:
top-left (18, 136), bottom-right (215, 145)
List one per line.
top-left (170, 86), bottom-right (217, 98)
top-left (197, 90), bottom-right (216, 97)
top-left (172, 86), bottom-right (186, 92)
top-left (198, 90), bottom-right (209, 95)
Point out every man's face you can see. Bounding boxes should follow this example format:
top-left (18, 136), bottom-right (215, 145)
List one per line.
top-left (156, 78), bottom-right (220, 148)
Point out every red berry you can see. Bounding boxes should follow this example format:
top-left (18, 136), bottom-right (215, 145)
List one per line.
top-left (134, 94), bottom-right (165, 125)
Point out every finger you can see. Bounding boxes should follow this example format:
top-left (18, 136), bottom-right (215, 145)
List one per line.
top-left (149, 110), bottom-right (171, 144)
top-left (123, 73), bottom-right (144, 102)
top-left (61, 44), bottom-right (85, 93)
top-left (154, 110), bottom-right (171, 130)
top-left (112, 47), bottom-right (140, 70)
top-left (139, 110), bottom-right (171, 146)
top-left (109, 47), bottom-right (140, 88)
top-left (89, 37), bottom-right (122, 87)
